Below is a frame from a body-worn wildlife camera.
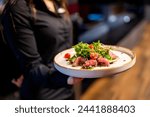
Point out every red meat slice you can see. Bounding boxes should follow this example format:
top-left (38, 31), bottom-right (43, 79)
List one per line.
top-left (72, 57), bottom-right (86, 67)
top-left (83, 60), bottom-right (98, 68)
top-left (109, 51), bottom-right (117, 59)
top-left (97, 57), bottom-right (110, 66)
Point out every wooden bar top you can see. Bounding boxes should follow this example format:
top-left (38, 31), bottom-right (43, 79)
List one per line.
top-left (80, 20), bottom-right (150, 100)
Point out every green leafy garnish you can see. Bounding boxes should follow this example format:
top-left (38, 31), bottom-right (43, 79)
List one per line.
top-left (72, 40), bottom-right (113, 60)
top-left (73, 42), bottom-right (91, 58)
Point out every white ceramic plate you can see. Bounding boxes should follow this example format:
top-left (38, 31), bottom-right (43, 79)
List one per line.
top-left (54, 45), bottom-right (136, 78)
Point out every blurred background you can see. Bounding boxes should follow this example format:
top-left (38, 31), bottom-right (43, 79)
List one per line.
top-left (68, 0), bottom-right (144, 44)
top-left (67, 0), bottom-right (150, 100)
top-left (1, 0), bottom-right (150, 100)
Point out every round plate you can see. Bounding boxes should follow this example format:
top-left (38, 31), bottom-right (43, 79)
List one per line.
top-left (54, 45), bottom-right (136, 78)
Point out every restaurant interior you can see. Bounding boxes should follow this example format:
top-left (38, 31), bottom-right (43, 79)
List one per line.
top-left (68, 0), bottom-right (150, 100)
top-left (1, 0), bottom-right (150, 100)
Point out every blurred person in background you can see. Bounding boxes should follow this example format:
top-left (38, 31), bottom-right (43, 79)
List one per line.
top-left (1, 0), bottom-right (82, 100)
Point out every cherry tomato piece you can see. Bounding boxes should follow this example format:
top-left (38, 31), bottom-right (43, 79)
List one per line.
top-left (64, 53), bottom-right (71, 59)
top-left (90, 53), bottom-right (99, 60)
top-left (89, 44), bottom-right (94, 49)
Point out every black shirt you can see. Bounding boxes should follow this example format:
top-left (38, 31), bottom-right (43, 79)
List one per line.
top-left (3, 0), bottom-right (74, 99)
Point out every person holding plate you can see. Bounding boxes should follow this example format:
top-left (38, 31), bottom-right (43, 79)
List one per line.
top-left (1, 0), bottom-right (82, 99)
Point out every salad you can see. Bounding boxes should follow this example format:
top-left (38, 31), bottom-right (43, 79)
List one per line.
top-left (64, 41), bottom-right (118, 69)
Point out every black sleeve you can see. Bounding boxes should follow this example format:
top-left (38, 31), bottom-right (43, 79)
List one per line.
top-left (10, 0), bottom-right (68, 87)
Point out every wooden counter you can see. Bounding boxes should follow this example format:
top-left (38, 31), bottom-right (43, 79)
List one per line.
top-left (80, 20), bottom-right (150, 100)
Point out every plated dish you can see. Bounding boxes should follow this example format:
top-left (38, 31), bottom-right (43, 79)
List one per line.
top-left (54, 41), bottom-right (136, 78)
top-left (63, 41), bottom-right (118, 69)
